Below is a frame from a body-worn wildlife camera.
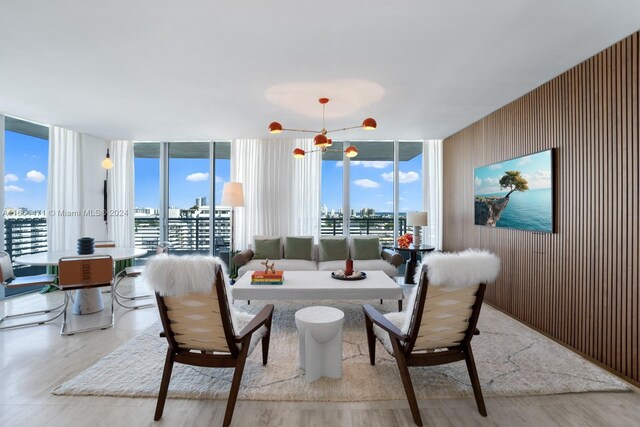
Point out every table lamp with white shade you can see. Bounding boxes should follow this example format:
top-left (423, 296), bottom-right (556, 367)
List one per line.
top-left (221, 182), bottom-right (245, 254)
top-left (406, 211), bottom-right (429, 247)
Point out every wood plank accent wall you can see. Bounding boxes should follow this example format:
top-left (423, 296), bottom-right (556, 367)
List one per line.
top-left (443, 32), bottom-right (639, 384)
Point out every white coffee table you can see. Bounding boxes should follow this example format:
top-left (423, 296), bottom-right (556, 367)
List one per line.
top-left (232, 270), bottom-right (404, 311)
top-left (295, 306), bottom-right (344, 383)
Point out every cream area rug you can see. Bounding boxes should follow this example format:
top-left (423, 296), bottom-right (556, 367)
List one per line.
top-left (52, 300), bottom-right (629, 402)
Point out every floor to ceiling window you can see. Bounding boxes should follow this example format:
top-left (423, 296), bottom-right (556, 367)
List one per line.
top-left (2, 116), bottom-right (49, 297)
top-left (168, 142), bottom-right (210, 255)
top-left (318, 140), bottom-right (425, 248)
top-left (133, 141), bottom-right (230, 258)
top-left (212, 141), bottom-right (231, 256)
top-left (133, 143), bottom-right (160, 256)
top-left (321, 148), bottom-right (344, 236)
top-left (348, 141), bottom-right (395, 246)
top-left (398, 141), bottom-right (423, 237)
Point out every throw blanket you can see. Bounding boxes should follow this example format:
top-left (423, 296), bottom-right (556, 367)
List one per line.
top-left (144, 255), bottom-right (229, 297)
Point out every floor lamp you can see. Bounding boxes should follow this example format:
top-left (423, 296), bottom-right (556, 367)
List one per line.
top-left (221, 182), bottom-right (245, 274)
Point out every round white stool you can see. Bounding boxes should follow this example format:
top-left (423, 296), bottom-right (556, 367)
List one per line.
top-left (295, 306), bottom-right (345, 383)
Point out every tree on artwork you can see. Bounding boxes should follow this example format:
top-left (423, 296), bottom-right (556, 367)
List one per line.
top-left (499, 171), bottom-right (529, 198)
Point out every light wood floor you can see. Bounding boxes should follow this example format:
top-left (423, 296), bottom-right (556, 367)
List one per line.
top-left (1, 279), bottom-right (639, 427)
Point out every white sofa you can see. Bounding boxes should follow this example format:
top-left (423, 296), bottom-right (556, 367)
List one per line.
top-left (234, 235), bottom-right (403, 278)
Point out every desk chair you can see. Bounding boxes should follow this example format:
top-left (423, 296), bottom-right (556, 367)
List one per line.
top-left (0, 251), bottom-right (60, 330)
top-left (58, 255), bottom-right (114, 335)
top-left (112, 242), bottom-right (171, 310)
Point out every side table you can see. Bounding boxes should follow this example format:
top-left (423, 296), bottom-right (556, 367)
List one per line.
top-left (294, 306), bottom-right (345, 383)
top-left (394, 245), bottom-right (435, 285)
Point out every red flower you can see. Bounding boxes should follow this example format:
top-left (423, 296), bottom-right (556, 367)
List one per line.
top-left (397, 233), bottom-right (413, 249)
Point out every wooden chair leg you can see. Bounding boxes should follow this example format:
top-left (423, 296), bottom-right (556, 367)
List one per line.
top-left (262, 312), bottom-right (273, 366)
top-left (364, 310), bottom-right (376, 365)
top-left (154, 348), bottom-right (175, 421)
top-left (391, 338), bottom-right (423, 426)
top-left (465, 345), bottom-right (487, 416)
top-left (223, 345), bottom-right (249, 427)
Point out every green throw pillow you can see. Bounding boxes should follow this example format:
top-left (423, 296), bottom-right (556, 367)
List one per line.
top-left (285, 237), bottom-right (313, 260)
top-left (319, 237), bottom-right (348, 261)
top-left (353, 237), bottom-right (380, 260)
top-left (254, 238), bottom-right (281, 259)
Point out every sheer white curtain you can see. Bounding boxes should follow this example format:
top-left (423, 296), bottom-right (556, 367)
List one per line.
top-left (47, 126), bottom-right (82, 251)
top-left (423, 139), bottom-right (443, 250)
top-left (107, 140), bottom-right (135, 247)
top-left (231, 138), bottom-right (321, 249)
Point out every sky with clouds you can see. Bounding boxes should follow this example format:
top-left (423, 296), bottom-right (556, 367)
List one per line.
top-left (134, 145), bottom-right (423, 213)
top-left (5, 132), bottom-right (422, 215)
top-left (135, 153), bottom-right (229, 209)
top-left (3, 131), bottom-right (48, 209)
top-left (474, 150), bottom-right (552, 196)
top-left (322, 152), bottom-right (422, 213)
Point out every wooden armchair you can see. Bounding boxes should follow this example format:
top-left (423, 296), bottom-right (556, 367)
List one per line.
top-left (363, 250), bottom-right (499, 426)
top-left (147, 257), bottom-right (274, 427)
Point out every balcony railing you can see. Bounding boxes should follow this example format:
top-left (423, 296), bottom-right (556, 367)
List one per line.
top-left (135, 217), bottom-right (231, 256)
top-left (321, 217), bottom-right (407, 247)
top-left (2, 216), bottom-right (407, 262)
top-left (3, 217), bottom-right (48, 281)
top-left (134, 216), bottom-right (407, 254)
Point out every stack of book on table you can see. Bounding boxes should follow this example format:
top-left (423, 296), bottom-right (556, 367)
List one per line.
top-left (251, 271), bottom-right (284, 285)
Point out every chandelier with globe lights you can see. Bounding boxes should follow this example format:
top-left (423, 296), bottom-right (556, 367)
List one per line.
top-left (268, 97), bottom-right (377, 159)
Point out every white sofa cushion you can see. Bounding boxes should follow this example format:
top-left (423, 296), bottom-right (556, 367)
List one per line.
top-left (317, 259), bottom-right (398, 277)
top-left (238, 259), bottom-right (318, 278)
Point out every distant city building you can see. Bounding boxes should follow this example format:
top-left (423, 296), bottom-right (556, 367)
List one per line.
top-left (135, 207), bottom-right (159, 217)
top-left (360, 208), bottom-right (376, 217)
top-left (195, 196), bottom-right (207, 207)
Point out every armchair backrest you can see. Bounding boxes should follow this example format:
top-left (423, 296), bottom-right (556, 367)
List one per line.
top-left (0, 251), bottom-right (15, 283)
top-left (405, 250), bottom-right (499, 353)
top-left (58, 255), bottom-right (114, 289)
top-left (148, 258), bottom-right (238, 356)
top-left (407, 271), bottom-right (485, 352)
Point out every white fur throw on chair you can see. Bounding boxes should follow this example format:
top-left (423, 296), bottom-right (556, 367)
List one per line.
top-left (144, 255), bottom-right (265, 349)
top-left (373, 249), bottom-right (500, 354)
top-left (144, 254), bottom-right (229, 297)
top-left (414, 248), bottom-right (501, 288)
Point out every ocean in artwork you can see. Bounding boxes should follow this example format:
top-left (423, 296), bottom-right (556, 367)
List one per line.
top-left (477, 188), bottom-right (552, 232)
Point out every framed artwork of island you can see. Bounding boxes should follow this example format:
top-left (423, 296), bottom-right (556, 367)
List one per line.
top-left (474, 149), bottom-right (555, 233)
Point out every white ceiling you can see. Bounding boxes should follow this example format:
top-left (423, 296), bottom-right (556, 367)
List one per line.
top-left (0, 1), bottom-right (638, 141)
